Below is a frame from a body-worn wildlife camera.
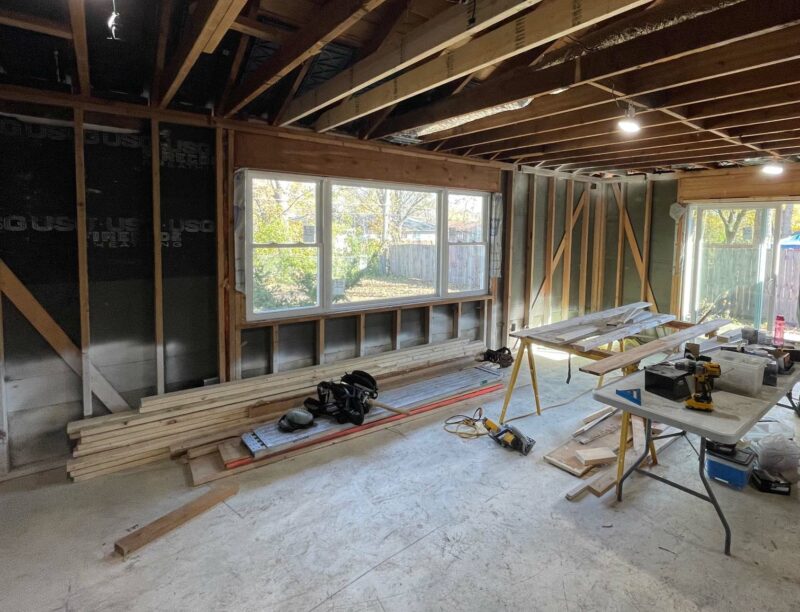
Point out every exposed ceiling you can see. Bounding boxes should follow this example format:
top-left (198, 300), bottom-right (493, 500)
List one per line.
top-left (0, 0), bottom-right (799, 176)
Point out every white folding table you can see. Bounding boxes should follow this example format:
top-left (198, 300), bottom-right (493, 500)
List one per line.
top-left (594, 366), bottom-right (800, 555)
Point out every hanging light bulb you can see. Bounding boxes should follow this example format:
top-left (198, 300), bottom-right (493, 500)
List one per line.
top-left (617, 103), bottom-right (641, 134)
top-left (107, 0), bottom-right (121, 40)
top-left (762, 162), bottom-right (784, 175)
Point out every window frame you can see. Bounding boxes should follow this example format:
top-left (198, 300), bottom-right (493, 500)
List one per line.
top-left (243, 169), bottom-right (491, 321)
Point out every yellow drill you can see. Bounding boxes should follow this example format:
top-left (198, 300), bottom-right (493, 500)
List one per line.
top-left (683, 358), bottom-right (722, 412)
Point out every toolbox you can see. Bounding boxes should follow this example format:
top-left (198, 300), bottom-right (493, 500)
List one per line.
top-left (705, 447), bottom-right (756, 490)
top-left (644, 364), bottom-right (691, 401)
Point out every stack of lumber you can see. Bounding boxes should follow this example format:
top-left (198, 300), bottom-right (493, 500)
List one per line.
top-left (186, 366), bottom-right (504, 486)
top-left (66, 339), bottom-right (485, 482)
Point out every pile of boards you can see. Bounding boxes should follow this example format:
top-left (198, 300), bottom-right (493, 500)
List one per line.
top-left (544, 406), bottom-right (681, 500)
top-left (67, 339), bottom-right (486, 482)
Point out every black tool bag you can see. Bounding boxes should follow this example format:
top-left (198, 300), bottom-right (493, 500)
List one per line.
top-left (304, 370), bottom-right (378, 426)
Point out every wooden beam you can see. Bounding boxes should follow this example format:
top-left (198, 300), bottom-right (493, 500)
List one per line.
top-left (160, 0), bottom-right (249, 108)
top-left (226, 130), bottom-right (241, 379)
top-left (203, 0), bottom-right (250, 54)
top-left (280, 0), bottom-right (541, 126)
top-left (523, 175), bottom-right (536, 327)
top-left (73, 108), bottom-right (91, 416)
top-left (549, 140), bottom-right (743, 170)
top-left (229, 16), bottom-right (292, 45)
top-left (0, 261), bottom-right (130, 413)
top-left (501, 171), bottom-right (514, 341)
top-left (225, 0), bottom-right (389, 117)
top-left (613, 184), bottom-right (625, 307)
top-left (640, 180), bottom-right (653, 303)
top-left (152, 121), bottom-right (166, 394)
top-left (591, 187), bottom-right (607, 310)
top-left (315, 0), bottom-right (651, 132)
top-left (67, 0), bottom-right (90, 95)
top-left (578, 187), bottom-right (591, 314)
top-left (115, 483), bottom-right (238, 556)
top-left (543, 177), bottom-right (556, 323)
top-left (215, 128), bottom-right (228, 383)
top-left (273, 60), bottom-right (313, 126)
top-left (316, 318), bottom-right (325, 365)
top-left (561, 181), bottom-right (574, 319)
top-left (374, 0), bottom-right (800, 138)
top-left (0, 8), bottom-right (72, 39)
top-left (151, 0), bottom-right (175, 104)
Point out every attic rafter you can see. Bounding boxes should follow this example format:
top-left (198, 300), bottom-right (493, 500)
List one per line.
top-left (223, 0), bottom-right (390, 117)
top-left (373, 0), bottom-right (800, 139)
top-left (159, 0), bottom-right (249, 108)
top-left (314, 0), bottom-right (652, 132)
top-left (0, 8), bottom-right (72, 39)
top-left (278, 0), bottom-right (542, 126)
top-left (67, 0), bottom-right (90, 95)
top-left (229, 16), bottom-right (292, 45)
top-left (151, 0), bottom-right (175, 104)
top-left (217, 0), bottom-right (261, 115)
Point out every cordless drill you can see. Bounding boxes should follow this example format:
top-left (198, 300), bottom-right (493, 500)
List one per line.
top-left (677, 356), bottom-right (721, 412)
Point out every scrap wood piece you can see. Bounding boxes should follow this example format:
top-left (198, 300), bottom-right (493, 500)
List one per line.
top-left (631, 415), bottom-right (646, 452)
top-left (576, 447), bottom-right (616, 466)
top-left (545, 415), bottom-right (628, 477)
top-left (582, 406), bottom-right (615, 425)
top-left (512, 302), bottom-right (651, 342)
top-left (573, 407), bottom-right (618, 438)
top-left (579, 319), bottom-right (729, 376)
top-left (572, 313), bottom-right (676, 352)
top-left (218, 439), bottom-right (251, 469)
top-left (114, 482), bottom-right (238, 556)
top-left (0, 260), bottom-right (130, 413)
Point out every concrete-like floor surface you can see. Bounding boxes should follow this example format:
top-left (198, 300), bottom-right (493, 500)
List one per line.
top-left (2, 348), bottom-right (799, 612)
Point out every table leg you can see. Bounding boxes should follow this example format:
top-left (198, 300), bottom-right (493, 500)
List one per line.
top-left (615, 412), bottom-right (630, 500)
top-left (525, 341), bottom-right (542, 416)
top-left (616, 416), bottom-right (652, 502)
top-left (698, 437), bottom-right (732, 556)
top-left (498, 343), bottom-right (526, 424)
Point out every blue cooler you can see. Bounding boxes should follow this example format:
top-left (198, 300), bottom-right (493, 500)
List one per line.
top-left (705, 447), bottom-right (756, 490)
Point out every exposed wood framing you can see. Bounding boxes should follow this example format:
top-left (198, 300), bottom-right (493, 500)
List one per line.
top-left (228, 17), bottom-right (292, 45)
top-left (640, 181), bottom-right (653, 302)
top-left (0, 295), bottom-right (7, 474)
top-left (217, 0), bottom-right (261, 114)
top-left (501, 171), bottom-right (514, 341)
top-left (316, 319), bottom-right (325, 365)
top-left (160, 0), bottom-right (249, 108)
top-left (543, 177), bottom-right (556, 323)
top-left (613, 184), bottom-right (625, 308)
top-left (561, 181), bottom-right (574, 318)
top-left (0, 8), bottom-right (72, 39)
top-left (67, 0), bottom-right (90, 95)
top-left (0, 261), bottom-right (130, 413)
top-left (215, 128), bottom-right (228, 383)
top-left (522, 175), bottom-right (536, 327)
top-left (73, 108), bottom-right (91, 416)
top-left (226, 130), bottom-right (241, 379)
top-left (578, 187), bottom-right (591, 314)
top-left (151, 0), bottom-right (174, 103)
top-left (224, 0), bottom-right (390, 117)
top-left (280, 0), bottom-right (541, 125)
top-left (273, 60), bottom-right (313, 126)
top-left (315, 0), bottom-right (650, 132)
top-left (152, 121), bottom-right (166, 394)
top-left (591, 187), bottom-right (607, 311)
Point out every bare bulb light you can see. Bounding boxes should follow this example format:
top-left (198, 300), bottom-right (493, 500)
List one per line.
top-left (618, 104), bottom-right (640, 134)
top-left (762, 163), bottom-right (784, 176)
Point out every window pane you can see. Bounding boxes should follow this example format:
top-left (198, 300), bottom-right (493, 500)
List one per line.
top-left (252, 178), bottom-right (317, 244)
top-left (252, 247), bottom-right (318, 312)
top-left (331, 185), bottom-right (437, 303)
top-left (449, 244), bottom-right (486, 293)
top-left (448, 194), bottom-right (484, 242)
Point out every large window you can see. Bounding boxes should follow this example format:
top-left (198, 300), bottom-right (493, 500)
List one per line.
top-left (244, 171), bottom-right (489, 319)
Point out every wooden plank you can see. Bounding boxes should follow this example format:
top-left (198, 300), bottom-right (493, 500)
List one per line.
top-left (513, 302), bottom-right (650, 340)
top-left (316, 318), bottom-right (325, 365)
top-left (543, 177), bottom-right (555, 324)
top-left (582, 406), bottom-right (615, 425)
top-left (280, 0), bottom-right (541, 125)
top-left (0, 8), bottom-right (72, 39)
top-left (315, 0), bottom-right (651, 131)
top-left (160, 0), bottom-right (248, 107)
top-left (229, 16), bottom-right (292, 45)
top-left (392, 309), bottom-right (401, 350)
top-left (501, 171), bottom-right (514, 342)
top-left (203, 0), bottom-right (250, 54)
top-left (227, 130), bottom-right (241, 379)
top-left (153, 121), bottom-right (166, 394)
top-left (578, 187), bottom-right (591, 314)
top-left (0, 261), bottom-right (130, 413)
top-left (67, 0), bottom-right (90, 94)
top-left (631, 415), bottom-right (646, 452)
top-left (114, 483), bottom-right (238, 556)
top-left (579, 319), bottom-right (729, 376)
top-left (561, 181), bottom-right (574, 319)
top-left (73, 108), bottom-right (91, 416)
top-left (217, 0), bottom-right (259, 114)
top-left (571, 313), bottom-right (675, 352)
top-left (151, 0), bottom-right (175, 103)
top-left (576, 447), bottom-right (616, 466)
top-left (273, 60), bottom-right (313, 126)
top-left (225, 0), bottom-right (390, 116)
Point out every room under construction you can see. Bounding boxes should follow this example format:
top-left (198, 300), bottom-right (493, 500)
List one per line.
top-left (1, 1), bottom-right (800, 610)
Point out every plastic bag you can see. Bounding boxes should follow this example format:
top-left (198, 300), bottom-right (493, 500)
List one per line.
top-left (754, 434), bottom-right (800, 483)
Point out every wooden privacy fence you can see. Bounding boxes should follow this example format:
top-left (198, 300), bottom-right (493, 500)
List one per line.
top-left (380, 244), bottom-right (485, 290)
top-left (777, 248), bottom-right (800, 327)
top-left (697, 246), bottom-right (762, 322)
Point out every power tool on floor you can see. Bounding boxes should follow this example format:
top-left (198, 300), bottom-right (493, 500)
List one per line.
top-left (676, 355), bottom-right (721, 412)
top-left (482, 417), bottom-right (535, 455)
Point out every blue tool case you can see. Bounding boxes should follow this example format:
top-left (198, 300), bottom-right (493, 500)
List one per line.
top-left (705, 447), bottom-right (756, 490)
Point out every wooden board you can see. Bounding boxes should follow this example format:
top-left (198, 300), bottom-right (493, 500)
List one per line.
top-left (582, 406), bottom-right (615, 424)
top-left (571, 314), bottom-right (676, 352)
top-left (579, 319), bottom-right (729, 376)
top-left (544, 414), bottom-right (627, 477)
top-left (576, 447), bottom-right (616, 466)
top-left (514, 302), bottom-right (651, 341)
top-left (114, 483), bottom-right (238, 556)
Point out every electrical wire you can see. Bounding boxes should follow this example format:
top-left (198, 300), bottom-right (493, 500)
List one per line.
top-left (444, 406), bottom-right (487, 438)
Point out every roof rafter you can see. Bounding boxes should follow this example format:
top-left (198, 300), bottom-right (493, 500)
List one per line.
top-left (67, 0), bottom-right (90, 95)
top-left (0, 8), bottom-right (72, 39)
top-left (224, 0), bottom-right (390, 117)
